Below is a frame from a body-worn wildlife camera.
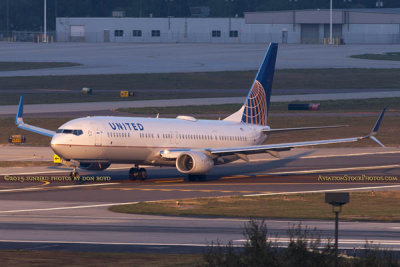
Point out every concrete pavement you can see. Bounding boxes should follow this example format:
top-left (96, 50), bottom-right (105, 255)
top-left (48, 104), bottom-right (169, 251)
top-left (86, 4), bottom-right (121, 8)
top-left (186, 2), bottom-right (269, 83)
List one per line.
top-left (1, 43), bottom-right (400, 77)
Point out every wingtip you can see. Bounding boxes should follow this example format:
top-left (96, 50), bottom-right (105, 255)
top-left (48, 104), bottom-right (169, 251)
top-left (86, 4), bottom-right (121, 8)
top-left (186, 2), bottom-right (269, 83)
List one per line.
top-left (367, 107), bottom-right (386, 147)
top-left (15, 94), bottom-right (24, 125)
top-left (371, 107), bottom-right (386, 135)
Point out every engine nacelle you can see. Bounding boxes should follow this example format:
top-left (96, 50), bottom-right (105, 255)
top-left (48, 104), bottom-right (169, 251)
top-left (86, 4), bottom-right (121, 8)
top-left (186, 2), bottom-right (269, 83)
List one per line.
top-left (176, 151), bottom-right (214, 175)
top-left (79, 162), bottom-right (111, 171)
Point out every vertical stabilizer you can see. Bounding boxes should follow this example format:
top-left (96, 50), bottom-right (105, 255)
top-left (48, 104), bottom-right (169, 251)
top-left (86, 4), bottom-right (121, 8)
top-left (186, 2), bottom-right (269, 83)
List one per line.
top-left (240, 43), bottom-right (278, 125)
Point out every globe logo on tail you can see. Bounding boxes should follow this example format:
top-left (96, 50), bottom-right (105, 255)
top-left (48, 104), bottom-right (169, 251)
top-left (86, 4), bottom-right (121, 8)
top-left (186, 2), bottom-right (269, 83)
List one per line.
top-left (242, 80), bottom-right (267, 126)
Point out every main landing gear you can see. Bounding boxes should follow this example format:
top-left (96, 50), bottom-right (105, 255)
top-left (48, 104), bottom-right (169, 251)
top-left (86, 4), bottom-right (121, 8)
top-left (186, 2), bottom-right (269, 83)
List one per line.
top-left (187, 174), bottom-right (207, 182)
top-left (129, 165), bottom-right (147, 181)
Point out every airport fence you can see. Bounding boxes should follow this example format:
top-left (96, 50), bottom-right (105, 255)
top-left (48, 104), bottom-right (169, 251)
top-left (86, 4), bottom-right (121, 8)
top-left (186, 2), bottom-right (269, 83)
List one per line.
top-left (0, 31), bottom-right (56, 43)
top-left (56, 31), bottom-right (400, 44)
top-left (1, 31), bottom-right (399, 44)
top-left (55, 31), bottom-right (286, 44)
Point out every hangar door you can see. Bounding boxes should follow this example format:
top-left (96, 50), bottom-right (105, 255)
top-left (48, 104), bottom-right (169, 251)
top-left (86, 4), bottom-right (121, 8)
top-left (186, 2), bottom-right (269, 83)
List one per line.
top-left (301, 24), bottom-right (319, 44)
top-left (70, 25), bottom-right (85, 42)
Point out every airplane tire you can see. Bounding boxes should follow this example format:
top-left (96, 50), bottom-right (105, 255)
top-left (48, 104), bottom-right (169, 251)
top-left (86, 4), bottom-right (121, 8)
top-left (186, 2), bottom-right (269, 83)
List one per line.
top-left (187, 174), bottom-right (206, 182)
top-left (70, 171), bottom-right (82, 183)
top-left (187, 175), bottom-right (197, 182)
top-left (129, 168), bottom-right (138, 181)
top-left (138, 168), bottom-right (147, 181)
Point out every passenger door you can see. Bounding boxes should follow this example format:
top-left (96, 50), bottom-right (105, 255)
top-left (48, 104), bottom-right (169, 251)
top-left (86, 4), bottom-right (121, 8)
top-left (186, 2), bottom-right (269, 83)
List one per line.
top-left (95, 129), bottom-right (102, 146)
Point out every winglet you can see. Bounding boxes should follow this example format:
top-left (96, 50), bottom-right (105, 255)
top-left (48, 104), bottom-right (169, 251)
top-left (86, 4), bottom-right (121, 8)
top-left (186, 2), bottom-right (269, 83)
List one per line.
top-left (370, 107), bottom-right (386, 136)
top-left (15, 94), bottom-right (24, 125)
top-left (366, 108), bottom-right (386, 147)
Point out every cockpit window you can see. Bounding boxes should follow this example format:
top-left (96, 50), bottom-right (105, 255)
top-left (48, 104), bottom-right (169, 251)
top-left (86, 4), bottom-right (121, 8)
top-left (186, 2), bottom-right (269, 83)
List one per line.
top-left (56, 129), bottom-right (83, 136)
top-left (73, 130), bottom-right (83, 136)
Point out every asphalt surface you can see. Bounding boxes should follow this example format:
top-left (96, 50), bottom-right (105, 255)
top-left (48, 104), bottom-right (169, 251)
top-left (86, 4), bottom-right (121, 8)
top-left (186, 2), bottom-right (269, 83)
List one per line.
top-left (0, 147), bottom-right (399, 252)
top-left (1, 43), bottom-right (400, 77)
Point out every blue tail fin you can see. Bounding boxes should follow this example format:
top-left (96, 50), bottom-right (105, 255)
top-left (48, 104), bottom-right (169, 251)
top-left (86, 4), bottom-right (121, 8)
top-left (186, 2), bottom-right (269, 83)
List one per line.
top-left (241, 43), bottom-right (278, 126)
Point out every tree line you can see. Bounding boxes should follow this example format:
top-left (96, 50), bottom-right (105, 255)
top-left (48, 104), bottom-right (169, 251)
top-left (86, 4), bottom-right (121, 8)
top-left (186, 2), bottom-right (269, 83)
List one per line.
top-left (1, 0), bottom-right (400, 32)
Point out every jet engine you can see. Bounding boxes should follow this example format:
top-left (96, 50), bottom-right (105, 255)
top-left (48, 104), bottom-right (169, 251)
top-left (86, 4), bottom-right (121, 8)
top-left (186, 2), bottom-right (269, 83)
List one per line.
top-left (176, 151), bottom-right (214, 175)
top-left (79, 162), bottom-right (111, 171)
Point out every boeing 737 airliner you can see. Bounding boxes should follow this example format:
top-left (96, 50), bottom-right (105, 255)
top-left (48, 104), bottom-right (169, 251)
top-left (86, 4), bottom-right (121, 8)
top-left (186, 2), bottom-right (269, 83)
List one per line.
top-left (15, 43), bottom-right (386, 180)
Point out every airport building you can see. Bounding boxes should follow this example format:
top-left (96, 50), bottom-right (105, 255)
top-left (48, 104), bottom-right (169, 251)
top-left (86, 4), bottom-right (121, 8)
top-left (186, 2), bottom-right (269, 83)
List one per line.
top-left (56, 8), bottom-right (400, 44)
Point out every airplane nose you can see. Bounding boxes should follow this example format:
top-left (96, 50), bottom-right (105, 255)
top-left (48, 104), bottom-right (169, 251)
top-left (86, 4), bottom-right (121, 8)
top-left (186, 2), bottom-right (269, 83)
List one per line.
top-left (50, 135), bottom-right (63, 155)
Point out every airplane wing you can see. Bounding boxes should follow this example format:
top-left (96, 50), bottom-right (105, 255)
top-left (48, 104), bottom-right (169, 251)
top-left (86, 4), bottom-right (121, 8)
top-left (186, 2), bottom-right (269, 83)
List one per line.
top-left (15, 95), bottom-right (55, 137)
top-left (160, 108), bottom-right (386, 159)
top-left (211, 108), bottom-right (386, 156)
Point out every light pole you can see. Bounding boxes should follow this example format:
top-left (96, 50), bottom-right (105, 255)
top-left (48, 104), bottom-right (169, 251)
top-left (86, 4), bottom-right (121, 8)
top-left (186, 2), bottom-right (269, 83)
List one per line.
top-left (165, 0), bottom-right (174, 17)
top-left (329, 0), bottom-right (333, 44)
top-left (6, 0), bottom-right (9, 37)
top-left (325, 192), bottom-right (350, 267)
top-left (44, 0), bottom-right (47, 43)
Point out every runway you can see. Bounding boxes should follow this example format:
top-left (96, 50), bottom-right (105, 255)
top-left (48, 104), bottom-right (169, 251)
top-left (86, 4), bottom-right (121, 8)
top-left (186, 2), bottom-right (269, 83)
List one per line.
top-left (0, 212), bottom-right (400, 254)
top-left (1, 43), bottom-right (400, 77)
top-left (0, 147), bottom-right (399, 252)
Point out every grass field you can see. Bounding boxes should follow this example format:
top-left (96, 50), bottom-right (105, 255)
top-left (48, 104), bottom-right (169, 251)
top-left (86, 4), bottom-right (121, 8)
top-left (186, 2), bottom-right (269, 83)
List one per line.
top-left (0, 251), bottom-right (202, 267)
top-left (0, 62), bottom-right (81, 71)
top-left (110, 191), bottom-right (400, 222)
top-left (350, 52), bottom-right (400, 61)
top-left (1, 68), bottom-right (400, 91)
top-left (0, 90), bottom-right (243, 105)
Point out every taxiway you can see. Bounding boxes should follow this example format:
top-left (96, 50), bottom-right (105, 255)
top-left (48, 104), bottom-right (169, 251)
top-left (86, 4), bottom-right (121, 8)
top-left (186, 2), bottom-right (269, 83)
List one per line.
top-left (0, 147), bottom-right (399, 252)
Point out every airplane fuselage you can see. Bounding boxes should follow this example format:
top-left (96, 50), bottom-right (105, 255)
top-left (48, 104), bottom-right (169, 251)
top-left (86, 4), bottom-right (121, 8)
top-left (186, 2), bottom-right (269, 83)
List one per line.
top-left (50, 116), bottom-right (269, 166)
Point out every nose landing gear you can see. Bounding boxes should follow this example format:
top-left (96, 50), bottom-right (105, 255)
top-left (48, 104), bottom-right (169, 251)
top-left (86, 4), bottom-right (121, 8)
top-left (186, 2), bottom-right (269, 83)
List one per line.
top-left (69, 167), bottom-right (80, 182)
top-left (129, 165), bottom-right (147, 181)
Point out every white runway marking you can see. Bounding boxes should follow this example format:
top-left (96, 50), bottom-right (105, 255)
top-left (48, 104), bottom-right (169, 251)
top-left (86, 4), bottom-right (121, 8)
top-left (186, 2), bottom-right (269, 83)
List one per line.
top-left (56, 183), bottom-right (120, 189)
top-left (261, 164), bottom-right (400, 175)
top-left (0, 169), bottom-right (70, 176)
top-left (0, 166), bottom-right (154, 175)
top-left (0, 187), bottom-right (45, 193)
top-left (0, 238), bottom-right (399, 249)
top-left (0, 183), bottom-right (120, 193)
top-left (234, 238), bottom-right (400, 246)
top-left (0, 239), bottom-right (207, 247)
top-left (0, 200), bottom-right (138, 214)
top-left (244, 184), bottom-right (400, 197)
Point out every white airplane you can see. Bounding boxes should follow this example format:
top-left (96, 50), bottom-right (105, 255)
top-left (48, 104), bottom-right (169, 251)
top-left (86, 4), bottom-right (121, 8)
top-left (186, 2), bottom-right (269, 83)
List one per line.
top-left (15, 43), bottom-right (386, 181)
